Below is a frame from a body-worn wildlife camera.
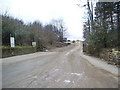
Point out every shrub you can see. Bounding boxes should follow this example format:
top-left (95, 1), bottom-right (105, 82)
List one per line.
top-left (83, 43), bottom-right (100, 56)
top-left (2, 46), bottom-right (36, 58)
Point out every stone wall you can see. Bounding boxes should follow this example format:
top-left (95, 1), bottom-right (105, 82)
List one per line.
top-left (99, 48), bottom-right (120, 66)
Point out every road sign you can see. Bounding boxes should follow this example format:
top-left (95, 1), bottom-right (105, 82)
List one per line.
top-left (10, 37), bottom-right (15, 47)
top-left (32, 42), bottom-right (36, 46)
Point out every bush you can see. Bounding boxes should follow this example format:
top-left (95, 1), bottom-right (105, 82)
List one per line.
top-left (2, 46), bottom-right (37, 58)
top-left (83, 43), bottom-right (100, 56)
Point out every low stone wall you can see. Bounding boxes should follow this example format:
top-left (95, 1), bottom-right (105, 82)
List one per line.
top-left (83, 42), bottom-right (120, 66)
top-left (99, 48), bottom-right (120, 66)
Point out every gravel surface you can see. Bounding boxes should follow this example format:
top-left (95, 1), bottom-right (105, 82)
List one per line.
top-left (2, 42), bottom-right (118, 88)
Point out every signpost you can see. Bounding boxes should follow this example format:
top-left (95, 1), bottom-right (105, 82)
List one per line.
top-left (32, 42), bottom-right (36, 47)
top-left (10, 37), bottom-right (15, 47)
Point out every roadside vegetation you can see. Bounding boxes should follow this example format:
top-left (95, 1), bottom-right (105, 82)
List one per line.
top-left (2, 46), bottom-right (36, 58)
top-left (83, 1), bottom-right (120, 66)
top-left (1, 14), bottom-right (68, 58)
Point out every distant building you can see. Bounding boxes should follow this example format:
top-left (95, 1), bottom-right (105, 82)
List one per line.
top-left (76, 40), bottom-right (81, 42)
top-left (63, 38), bottom-right (67, 42)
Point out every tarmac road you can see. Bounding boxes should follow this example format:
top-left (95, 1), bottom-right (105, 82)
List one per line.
top-left (2, 42), bottom-right (118, 88)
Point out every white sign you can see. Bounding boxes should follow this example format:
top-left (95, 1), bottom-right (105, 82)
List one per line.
top-left (32, 42), bottom-right (36, 46)
top-left (10, 37), bottom-right (15, 47)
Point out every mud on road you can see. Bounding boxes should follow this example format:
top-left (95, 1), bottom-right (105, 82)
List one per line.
top-left (2, 42), bottom-right (118, 88)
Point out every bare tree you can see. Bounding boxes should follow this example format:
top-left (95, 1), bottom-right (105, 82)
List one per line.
top-left (51, 19), bottom-right (67, 42)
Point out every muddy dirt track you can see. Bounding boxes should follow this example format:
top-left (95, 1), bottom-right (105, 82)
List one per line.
top-left (2, 42), bottom-right (118, 88)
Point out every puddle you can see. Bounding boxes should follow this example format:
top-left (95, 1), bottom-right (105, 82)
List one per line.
top-left (71, 72), bottom-right (84, 77)
top-left (55, 79), bottom-right (61, 82)
top-left (27, 75), bottom-right (32, 77)
top-left (65, 52), bottom-right (70, 56)
top-left (72, 81), bottom-right (75, 83)
top-left (54, 69), bottom-right (59, 72)
top-left (32, 76), bottom-right (37, 79)
top-left (64, 80), bottom-right (71, 83)
top-left (45, 77), bottom-right (50, 80)
top-left (51, 69), bottom-right (59, 73)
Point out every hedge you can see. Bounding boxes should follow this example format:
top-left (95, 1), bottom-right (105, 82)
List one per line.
top-left (2, 46), bottom-right (37, 58)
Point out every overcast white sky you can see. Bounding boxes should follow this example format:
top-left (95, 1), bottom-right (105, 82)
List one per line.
top-left (0, 0), bottom-right (87, 40)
